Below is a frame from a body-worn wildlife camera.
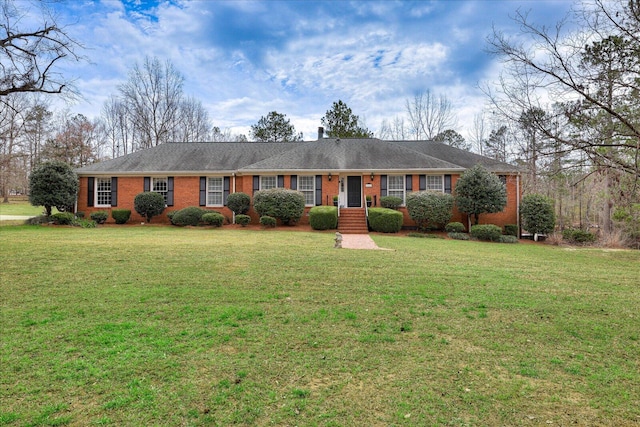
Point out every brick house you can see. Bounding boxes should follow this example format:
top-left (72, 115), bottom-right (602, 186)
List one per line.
top-left (75, 137), bottom-right (521, 232)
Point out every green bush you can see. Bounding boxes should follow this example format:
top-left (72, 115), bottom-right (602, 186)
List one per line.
top-left (504, 224), bottom-right (519, 237)
top-left (75, 211), bottom-right (85, 218)
top-left (227, 192), bottom-right (251, 215)
top-left (90, 211), bottom-right (108, 224)
top-left (448, 232), bottom-right (470, 240)
top-left (309, 206), bottom-right (338, 230)
top-left (27, 215), bottom-right (48, 225)
top-left (202, 212), bottom-right (225, 227)
top-left (499, 235), bottom-right (519, 244)
top-left (520, 194), bottom-right (555, 235)
top-left (470, 224), bottom-right (503, 242)
top-left (445, 222), bottom-right (466, 233)
top-left (368, 207), bottom-right (403, 233)
top-left (562, 228), bottom-right (596, 244)
top-left (171, 206), bottom-right (208, 226)
top-left (253, 188), bottom-right (305, 225)
top-left (407, 232), bottom-right (442, 239)
top-left (260, 215), bottom-right (276, 227)
top-left (134, 191), bottom-right (166, 223)
top-left (380, 196), bottom-right (403, 209)
top-left (166, 210), bottom-right (177, 224)
top-left (73, 218), bottom-right (97, 228)
top-left (111, 209), bottom-right (131, 224)
top-left (406, 191), bottom-right (454, 231)
top-left (50, 212), bottom-right (75, 225)
top-left (235, 214), bottom-right (252, 226)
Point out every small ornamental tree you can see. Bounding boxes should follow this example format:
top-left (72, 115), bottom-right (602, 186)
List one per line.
top-left (134, 191), bottom-right (165, 223)
top-left (520, 194), bottom-right (555, 235)
top-left (29, 161), bottom-right (79, 216)
top-left (454, 165), bottom-right (507, 225)
top-left (253, 188), bottom-right (305, 225)
top-left (226, 192), bottom-right (251, 215)
top-left (406, 191), bottom-right (454, 231)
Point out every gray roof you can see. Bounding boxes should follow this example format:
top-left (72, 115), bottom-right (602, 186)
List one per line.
top-left (76, 139), bottom-right (520, 175)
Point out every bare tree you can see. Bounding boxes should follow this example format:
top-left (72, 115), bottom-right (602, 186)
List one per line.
top-left (405, 89), bottom-right (457, 140)
top-left (0, 93), bottom-right (27, 201)
top-left (0, 0), bottom-right (83, 101)
top-left (42, 113), bottom-right (98, 167)
top-left (170, 96), bottom-right (212, 143)
top-left (378, 116), bottom-right (407, 140)
top-left (118, 56), bottom-right (184, 149)
top-left (468, 111), bottom-right (488, 155)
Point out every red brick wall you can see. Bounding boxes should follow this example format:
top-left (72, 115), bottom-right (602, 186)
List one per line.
top-left (77, 173), bottom-right (520, 228)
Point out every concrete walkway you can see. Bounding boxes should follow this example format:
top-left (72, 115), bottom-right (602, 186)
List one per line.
top-left (0, 215), bottom-right (34, 221)
top-left (340, 233), bottom-right (389, 250)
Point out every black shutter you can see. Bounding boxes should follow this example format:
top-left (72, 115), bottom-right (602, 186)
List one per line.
top-left (290, 175), bottom-right (297, 190)
top-left (444, 175), bottom-right (452, 194)
top-left (223, 176), bottom-right (230, 205)
top-left (380, 175), bottom-right (387, 197)
top-left (144, 177), bottom-right (150, 192)
top-left (315, 175), bottom-right (322, 206)
top-left (406, 175), bottom-right (413, 191)
top-left (167, 177), bottom-right (174, 206)
top-left (253, 176), bottom-right (260, 194)
top-left (199, 177), bottom-right (206, 206)
top-left (87, 177), bottom-right (95, 207)
top-left (277, 175), bottom-right (284, 188)
top-left (419, 175), bottom-right (426, 191)
top-left (111, 177), bottom-right (118, 207)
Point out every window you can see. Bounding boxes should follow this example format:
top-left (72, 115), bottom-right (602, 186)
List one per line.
top-left (152, 177), bottom-right (168, 203)
top-left (427, 175), bottom-right (444, 192)
top-left (96, 178), bottom-right (111, 206)
top-left (260, 176), bottom-right (277, 190)
top-left (388, 175), bottom-right (405, 203)
top-left (298, 175), bottom-right (315, 206)
top-left (207, 177), bottom-right (223, 206)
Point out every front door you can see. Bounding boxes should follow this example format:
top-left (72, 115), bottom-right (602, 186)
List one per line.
top-left (347, 176), bottom-right (362, 207)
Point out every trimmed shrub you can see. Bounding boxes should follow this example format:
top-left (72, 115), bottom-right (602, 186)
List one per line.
top-left (171, 206), bottom-right (208, 226)
top-left (227, 192), bottom-right (251, 215)
top-left (470, 224), bottom-right (502, 242)
top-left (50, 212), bottom-right (75, 225)
top-left (111, 209), bottom-right (131, 224)
top-left (562, 228), bottom-right (596, 244)
top-left (260, 215), bottom-right (276, 227)
top-left (166, 210), bottom-right (177, 224)
top-left (406, 191), bottom-right (454, 231)
top-left (202, 212), bottom-right (225, 227)
top-left (75, 211), bottom-right (85, 218)
top-left (499, 235), bottom-right (519, 244)
top-left (134, 191), bottom-right (165, 223)
top-left (445, 222), bottom-right (466, 233)
top-left (253, 188), bottom-right (305, 225)
top-left (73, 218), bottom-right (97, 228)
top-left (309, 206), bottom-right (338, 230)
top-left (520, 194), bottom-right (555, 235)
top-left (504, 224), bottom-right (519, 237)
top-left (235, 214), bottom-right (252, 226)
top-left (380, 196), bottom-right (403, 209)
top-left (368, 207), bottom-right (403, 233)
top-left (90, 211), bottom-right (108, 224)
top-left (448, 232), bottom-right (470, 240)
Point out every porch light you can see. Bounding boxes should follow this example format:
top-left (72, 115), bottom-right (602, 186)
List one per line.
top-left (328, 173), bottom-right (332, 181)
top-left (370, 172), bottom-right (374, 181)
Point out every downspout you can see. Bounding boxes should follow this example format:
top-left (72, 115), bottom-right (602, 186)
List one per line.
top-left (232, 173), bottom-right (236, 224)
top-left (516, 173), bottom-right (521, 237)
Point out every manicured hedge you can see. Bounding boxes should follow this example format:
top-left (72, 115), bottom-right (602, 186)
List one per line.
top-left (111, 209), bottom-right (131, 224)
top-left (445, 222), bottom-right (466, 233)
top-left (227, 192), bottom-right (251, 215)
top-left (380, 196), bottom-right (403, 209)
top-left (260, 215), bottom-right (276, 227)
top-left (406, 191), bottom-right (454, 231)
top-left (171, 206), bottom-right (208, 226)
top-left (470, 224), bottom-right (502, 242)
top-left (504, 224), bottom-right (519, 237)
top-left (309, 206), bottom-right (338, 230)
top-left (134, 191), bottom-right (165, 223)
top-left (90, 211), bottom-right (108, 224)
top-left (368, 207), bottom-right (403, 233)
top-left (202, 212), bottom-right (224, 227)
top-left (253, 188), bottom-right (305, 225)
top-left (235, 214), bottom-right (251, 226)
top-left (50, 212), bottom-right (75, 225)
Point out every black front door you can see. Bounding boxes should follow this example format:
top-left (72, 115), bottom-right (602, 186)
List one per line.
top-left (347, 176), bottom-right (362, 207)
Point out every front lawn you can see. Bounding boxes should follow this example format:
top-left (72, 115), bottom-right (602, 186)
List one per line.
top-left (1, 226), bottom-right (638, 426)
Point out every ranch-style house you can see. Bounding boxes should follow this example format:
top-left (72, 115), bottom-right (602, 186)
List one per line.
top-left (75, 135), bottom-right (521, 233)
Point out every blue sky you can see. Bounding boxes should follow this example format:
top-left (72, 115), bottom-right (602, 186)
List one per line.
top-left (50, 0), bottom-right (574, 141)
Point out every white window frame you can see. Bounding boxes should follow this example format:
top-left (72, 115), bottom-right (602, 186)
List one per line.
top-left (207, 177), bottom-right (224, 207)
top-left (298, 175), bottom-right (315, 206)
top-left (152, 177), bottom-right (168, 203)
top-left (427, 175), bottom-right (444, 192)
top-left (260, 175), bottom-right (277, 190)
top-left (95, 178), bottom-right (111, 207)
top-left (388, 175), bottom-right (406, 204)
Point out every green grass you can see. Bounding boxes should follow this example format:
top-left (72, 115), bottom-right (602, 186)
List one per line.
top-left (0, 199), bottom-right (56, 217)
top-left (1, 226), bottom-right (639, 426)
